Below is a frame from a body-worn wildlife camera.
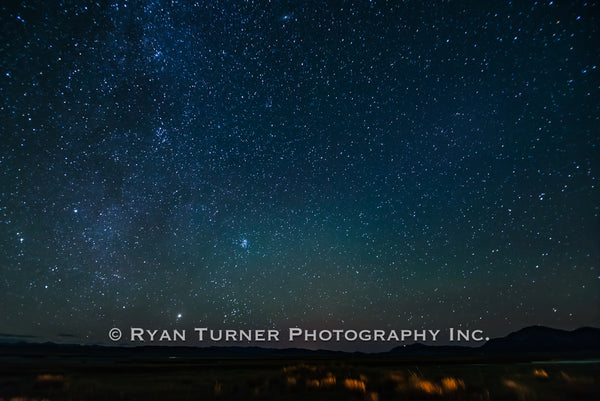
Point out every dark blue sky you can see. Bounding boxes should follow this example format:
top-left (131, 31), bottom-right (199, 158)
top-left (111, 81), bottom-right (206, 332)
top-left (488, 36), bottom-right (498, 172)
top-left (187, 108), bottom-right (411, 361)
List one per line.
top-left (0, 0), bottom-right (598, 350)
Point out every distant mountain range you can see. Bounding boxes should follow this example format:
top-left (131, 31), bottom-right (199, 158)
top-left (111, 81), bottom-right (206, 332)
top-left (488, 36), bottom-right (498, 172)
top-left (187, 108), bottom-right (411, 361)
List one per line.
top-left (482, 326), bottom-right (600, 354)
top-left (1, 326), bottom-right (599, 361)
top-left (385, 326), bottom-right (600, 358)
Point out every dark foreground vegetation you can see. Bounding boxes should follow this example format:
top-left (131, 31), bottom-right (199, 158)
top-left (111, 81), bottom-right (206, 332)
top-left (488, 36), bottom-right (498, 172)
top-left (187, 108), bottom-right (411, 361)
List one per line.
top-left (0, 355), bottom-right (598, 401)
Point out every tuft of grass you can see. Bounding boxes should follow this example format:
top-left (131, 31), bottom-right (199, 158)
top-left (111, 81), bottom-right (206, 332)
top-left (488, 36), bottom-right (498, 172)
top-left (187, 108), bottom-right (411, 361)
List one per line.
top-left (344, 378), bottom-right (366, 393)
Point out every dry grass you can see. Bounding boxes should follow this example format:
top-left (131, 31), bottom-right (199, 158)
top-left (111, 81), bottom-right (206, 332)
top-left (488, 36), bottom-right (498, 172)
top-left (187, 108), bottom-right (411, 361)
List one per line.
top-left (0, 359), bottom-right (597, 401)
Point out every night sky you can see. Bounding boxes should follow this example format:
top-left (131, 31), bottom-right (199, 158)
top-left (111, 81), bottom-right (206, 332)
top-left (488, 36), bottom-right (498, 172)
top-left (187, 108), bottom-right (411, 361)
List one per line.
top-left (1, 0), bottom-right (599, 350)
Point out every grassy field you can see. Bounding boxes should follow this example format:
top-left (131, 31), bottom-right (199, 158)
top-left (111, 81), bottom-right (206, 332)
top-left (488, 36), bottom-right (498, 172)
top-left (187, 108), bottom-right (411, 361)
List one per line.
top-left (0, 356), bottom-right (598, 400)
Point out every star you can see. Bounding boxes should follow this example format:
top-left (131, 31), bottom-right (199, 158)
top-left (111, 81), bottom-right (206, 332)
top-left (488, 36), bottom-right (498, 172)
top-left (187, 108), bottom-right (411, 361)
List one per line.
top-left (0, 0), bottom-right (596, 351)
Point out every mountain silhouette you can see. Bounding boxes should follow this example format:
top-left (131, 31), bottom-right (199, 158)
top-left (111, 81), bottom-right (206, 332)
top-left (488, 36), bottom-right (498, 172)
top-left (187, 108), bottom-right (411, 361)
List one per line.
top-left (481, 326), bottom-right (600, 353)
top-left (385, 326), bottom-right (600, 358)
top-left (1, 326), bottom-right (599, 361)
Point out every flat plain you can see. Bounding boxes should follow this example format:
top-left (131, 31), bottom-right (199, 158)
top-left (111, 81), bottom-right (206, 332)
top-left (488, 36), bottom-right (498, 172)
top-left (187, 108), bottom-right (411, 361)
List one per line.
top-left (0, 354), bottom-right (598, 401)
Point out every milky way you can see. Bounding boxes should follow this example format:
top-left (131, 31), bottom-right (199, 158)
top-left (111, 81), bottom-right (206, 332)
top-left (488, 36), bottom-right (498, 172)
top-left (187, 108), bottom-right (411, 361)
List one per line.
top-left (1, 1), bottom-right (598, 349)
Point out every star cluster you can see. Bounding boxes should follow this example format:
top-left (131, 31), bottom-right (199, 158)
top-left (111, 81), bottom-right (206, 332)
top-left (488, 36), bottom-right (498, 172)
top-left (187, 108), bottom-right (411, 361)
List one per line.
top-left (0, 0), bottom-right (598, 348)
